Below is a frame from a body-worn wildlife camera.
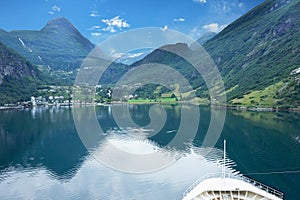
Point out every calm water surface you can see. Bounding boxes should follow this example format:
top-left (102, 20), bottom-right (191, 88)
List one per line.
top-left (0, 105), bottom-right (299, 199)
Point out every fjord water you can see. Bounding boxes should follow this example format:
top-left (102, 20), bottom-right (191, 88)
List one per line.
top-left (0, 105), bottom-right (299, 199)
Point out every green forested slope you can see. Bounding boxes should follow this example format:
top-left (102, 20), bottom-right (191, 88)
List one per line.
top-left (0, 42), bottom-right (40, 104)
top-left (203, 0), bottom-right (300, 107)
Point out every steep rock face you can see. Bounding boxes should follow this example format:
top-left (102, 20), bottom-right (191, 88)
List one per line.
top-left (0, 18), bottom-right (95, 71)
top-left (0, 41), bottom-right (40, 104)
top-left (0, 41), bottom-right (35, 84)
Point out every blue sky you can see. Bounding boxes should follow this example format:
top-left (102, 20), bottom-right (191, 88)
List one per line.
top-left (0, 0), bottom-right (264, 44)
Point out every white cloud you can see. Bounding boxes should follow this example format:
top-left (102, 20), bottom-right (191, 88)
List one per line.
top-left (48, 5), bottom-right (61, 15)
top-left (173, 18), bottom-right (185, 22)
top-left (93, 25), bottom-right (101, 29)
top-left (90, 11), bottom-right (100, 17)
top-left (89, 25), bottom-right (101, 30)
top-left (115, 52), bottom-right (149, 65)
top-left (238, 3), bottom-right (244, 8)
top-left (52, 5), bottom-right (61, 12)
top-left (202, 23), bottom-right (227, 33)
top-left (112, 51), bottom-right (144, 60)
top-left (90, 13), bottom-right (99, 17)
top-left (211, 1), bottom-right (245, 14)
top-left (161, 25), bottom-right (168, 31)
top-left (126, 52), bottom-right (145, 58)
top-left (102, 26), bottom-right (117, 33)
top-left (193, 0), bottom-right (207, 3)
top-left (108, 48), bottom-right (124, 58)
top-left (101, 16), bottom-right (130, 33)
top-left (91, 32), bottom-right (102, 37)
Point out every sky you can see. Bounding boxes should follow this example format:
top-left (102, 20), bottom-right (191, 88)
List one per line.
top-left (0, 0), bottom-right (264, 44)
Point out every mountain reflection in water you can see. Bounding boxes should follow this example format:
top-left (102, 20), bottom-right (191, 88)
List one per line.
top-left (0, 105), bottom-right (299, 199)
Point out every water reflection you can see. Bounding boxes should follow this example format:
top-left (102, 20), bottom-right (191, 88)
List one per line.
top-left (0, 105), bottom-right (299, 199)
top-left (0, 108), bottom-right (87, 180)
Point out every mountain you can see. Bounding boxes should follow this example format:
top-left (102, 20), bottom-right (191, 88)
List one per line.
top-left (114, 48), bottom-right (153, 65)
top-left (0, 18), bottom-right (94, 71)
top-left (129, 0), bottom-right (300, 108)
top-left (126, 43), bottom-right (210, 100)
top-left (197, 32), bottom-right (217, 45)
top-left (0, 42), bottom-right (36, 83)
top-left (203, 0), bottom-right (300, 108)
top-left (0, 41), bottom-right (40, 104)
top-left (0, 108), bottom-right (88, 180)
top-left (130, 43), bottom-right (203, 90)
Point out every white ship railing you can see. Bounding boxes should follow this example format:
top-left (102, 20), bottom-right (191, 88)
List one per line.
top-left (182, 172), bottom-right (284, 199)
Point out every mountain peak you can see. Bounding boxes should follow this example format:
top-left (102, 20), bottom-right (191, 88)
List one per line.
top-left (159, 43), bottom-right (190, 53)
top-left (41, 17), bottom-right (79, 33)
top-left (0, 17), bottom-right (95, 71)
top-left (197, 32), bottom-right (217, 45)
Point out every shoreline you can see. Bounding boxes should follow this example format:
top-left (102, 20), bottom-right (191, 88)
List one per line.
top-left (1, 102), bottom-right (299, 113)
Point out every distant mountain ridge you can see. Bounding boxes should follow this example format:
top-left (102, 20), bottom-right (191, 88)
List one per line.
top-left (0, 17), bottom-right (94, 71)
top-left (197, 32), bottom-right (216, 45)
top-left (130, 43), bottom-right (202, 89)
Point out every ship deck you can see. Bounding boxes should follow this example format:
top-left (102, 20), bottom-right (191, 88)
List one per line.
top-left (182, 173), bottom-right (283, 200)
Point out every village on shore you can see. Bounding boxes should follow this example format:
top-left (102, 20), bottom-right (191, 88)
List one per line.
top-left (1, 84), bottom-right (299, 112)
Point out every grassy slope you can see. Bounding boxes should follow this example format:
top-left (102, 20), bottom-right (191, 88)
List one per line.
top-left (203, 0), bottom-right (300, 108)
top-left (231, 73), bottom-right (300, 108)
top-left (126, 1), bottom-right (300, 108)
